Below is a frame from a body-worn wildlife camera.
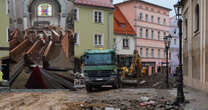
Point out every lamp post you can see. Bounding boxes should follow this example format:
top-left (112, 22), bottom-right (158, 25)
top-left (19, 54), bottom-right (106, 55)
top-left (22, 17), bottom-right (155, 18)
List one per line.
top-left (163, 34), bottom-right (172, 88)
top-left (174, 0), bottom-right (185, 104)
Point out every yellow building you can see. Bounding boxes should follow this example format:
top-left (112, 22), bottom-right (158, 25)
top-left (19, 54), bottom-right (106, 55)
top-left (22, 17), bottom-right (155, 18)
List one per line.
top-left (0, 0), bottom-right (9, 62)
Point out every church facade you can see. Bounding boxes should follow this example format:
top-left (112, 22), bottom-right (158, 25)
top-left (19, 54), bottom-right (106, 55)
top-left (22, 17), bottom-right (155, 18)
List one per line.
top-left (8, 0), bottom-right (74, 31)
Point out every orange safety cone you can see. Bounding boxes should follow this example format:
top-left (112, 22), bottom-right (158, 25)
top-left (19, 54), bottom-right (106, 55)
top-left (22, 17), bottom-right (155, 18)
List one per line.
top-left (25, 66), bottom-right (48, 89)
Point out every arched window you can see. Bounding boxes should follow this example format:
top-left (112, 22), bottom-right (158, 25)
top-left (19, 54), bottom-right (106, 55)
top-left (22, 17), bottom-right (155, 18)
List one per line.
top-left (37, 3), bottom-right (52, 16)
top-left (195, 4), bottom-right (199, 32)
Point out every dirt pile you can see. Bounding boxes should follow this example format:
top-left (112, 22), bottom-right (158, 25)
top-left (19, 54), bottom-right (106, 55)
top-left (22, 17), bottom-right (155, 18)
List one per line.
top-left (137, 72), bottom-right (177, 89)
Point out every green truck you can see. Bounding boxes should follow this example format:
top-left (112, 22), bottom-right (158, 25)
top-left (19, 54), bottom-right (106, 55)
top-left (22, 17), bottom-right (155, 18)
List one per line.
top-left (82, 49), bottom-right (120, 92)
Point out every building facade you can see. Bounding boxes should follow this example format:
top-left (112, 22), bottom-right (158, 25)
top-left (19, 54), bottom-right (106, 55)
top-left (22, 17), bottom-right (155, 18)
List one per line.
top-left (182, 0), bottom-right (208, 92)
top-left (169, 16), bottom-right (179, 75)
top-left (0, 0), bottom-right (9, 61)
top-left (8, 0), bottom-right (73, 31)
top-left (74, 0), bottom-right (114, 58)
top-left (114, 7), bottom-right (136, 55)
top-left (116, 0), bottom-right (171, 74)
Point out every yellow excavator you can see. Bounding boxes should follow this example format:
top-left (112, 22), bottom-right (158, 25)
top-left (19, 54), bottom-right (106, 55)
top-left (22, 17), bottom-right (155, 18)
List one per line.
top-left (118, 50), bottom-right (146, 85)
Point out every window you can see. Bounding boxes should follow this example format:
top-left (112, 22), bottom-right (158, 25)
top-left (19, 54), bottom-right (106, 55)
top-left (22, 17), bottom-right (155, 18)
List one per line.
top-left (146, 7), bottom-right (149, 10)
top-left (146, 48), bottom-right (149, 57)
top-left (6, 0), bottom-right (9, 15)
top-left (94, 34), bottom-right (104, 46)
top-left (145, 14), bottom-right (148, 22)
top-left (74, 33), bottom-right (80, 45)
top-left (158, 17), bottom-right (160, 24)
top-left (113, 38), bottom-right (116, 49)
top-left (151, 30), bottom-right (154, 39)
top-left (37, 3), bottom-right (52, 16)
top-left (94, 10), bottom-right (104, 23)
top-left (140, 48), bottom-right (143, 57)
top-left (74, 8), bottom-right (79, 21)
top-left (174, 39), bottom-right (177, 45)
top-left (120, 23), bottom-right (126, 28)
top-left (158, 49), bottom-right (160, 58)
top-left (145, 29), bottom-right (148, 39)
top-left (158, 31), bottom-right (160, 40)
top-left (123, 38), bottom-right (129, 48)
top-left (195, 4), bottom-right (199, 32)
top-left (151, 16), bottom-right (154, 23)
top-left (185, 19), bottom-right (188, 39)
top-left (151, 49), bottom-right (154, 57)
top-left (139, 13), bottom-right (143, 20)
top-left (163, 18), bottom-right (166, 25)
top-left (140, 27), bottom-right (143, 38)
top-left (164, 49), bottom-right (166, 58)
top-left (163, 32), bottom-right (166, 39)
top-left (174, 28), bottom-right (176, 34)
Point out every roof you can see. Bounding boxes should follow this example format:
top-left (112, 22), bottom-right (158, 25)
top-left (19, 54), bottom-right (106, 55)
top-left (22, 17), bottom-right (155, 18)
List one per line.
top-left (74, 0), bottom-right (114, 9)
top-left (84, 49), bottom-right (115, 54)
top-left (114, 7), bottom-right (136, 35)
top-left (115, 0), bottom-right (172, 11)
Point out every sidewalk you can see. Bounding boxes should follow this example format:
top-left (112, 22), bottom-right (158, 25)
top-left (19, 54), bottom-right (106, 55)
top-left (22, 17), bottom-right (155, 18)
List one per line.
top-left (169, 87), bottom-right (208, 110)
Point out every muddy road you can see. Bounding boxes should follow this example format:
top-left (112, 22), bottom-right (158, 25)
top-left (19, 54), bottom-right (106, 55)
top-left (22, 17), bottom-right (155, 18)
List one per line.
top-left (0, 88), bottom-right (182, 110)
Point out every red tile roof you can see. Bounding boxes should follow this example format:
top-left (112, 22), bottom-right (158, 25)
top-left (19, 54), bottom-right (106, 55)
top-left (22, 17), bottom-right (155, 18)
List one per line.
top-left (74, 0), bottom-right (114, 9)
top-left (114, 7), bottom-right (136, 35)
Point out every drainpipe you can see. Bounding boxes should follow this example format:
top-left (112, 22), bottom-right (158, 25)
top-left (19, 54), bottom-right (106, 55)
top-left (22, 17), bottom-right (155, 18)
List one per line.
top-left (107, 12), bottom-right (113, 49)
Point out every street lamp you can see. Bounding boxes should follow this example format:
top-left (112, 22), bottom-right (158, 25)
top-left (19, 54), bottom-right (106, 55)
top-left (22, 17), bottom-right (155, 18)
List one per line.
top-left (163, 34), bottom-right (172, 88)
top-left (174, 0), bottom-right (185, 104)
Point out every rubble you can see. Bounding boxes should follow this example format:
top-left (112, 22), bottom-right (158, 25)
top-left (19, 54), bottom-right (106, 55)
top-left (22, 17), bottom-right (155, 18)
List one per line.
top-left (0, 89), bottom-right (184, 110)
top-left (137, 72), bottom-right (177, 89)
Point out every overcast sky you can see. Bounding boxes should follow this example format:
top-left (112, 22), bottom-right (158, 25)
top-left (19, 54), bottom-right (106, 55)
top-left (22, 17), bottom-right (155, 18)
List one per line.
top-left (114, 0), bottom-right (178, 17)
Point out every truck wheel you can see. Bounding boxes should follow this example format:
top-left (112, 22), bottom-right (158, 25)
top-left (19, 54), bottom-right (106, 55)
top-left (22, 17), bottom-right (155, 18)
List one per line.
top-left (86, 85), bottom-right (92, 92)
top-left (113, 80), bottom-right (119, 89)
top-left (118, 80), bottom-right (122, 88)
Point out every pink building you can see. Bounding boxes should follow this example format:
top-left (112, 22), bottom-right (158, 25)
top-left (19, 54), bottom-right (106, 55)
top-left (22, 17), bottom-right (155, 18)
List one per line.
top-left (116, 0), bottom-right (171, 74)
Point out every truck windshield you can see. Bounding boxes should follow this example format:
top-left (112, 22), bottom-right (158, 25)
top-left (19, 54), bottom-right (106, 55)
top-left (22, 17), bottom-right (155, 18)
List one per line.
top-left (84, 54), bottom-right (113, 65)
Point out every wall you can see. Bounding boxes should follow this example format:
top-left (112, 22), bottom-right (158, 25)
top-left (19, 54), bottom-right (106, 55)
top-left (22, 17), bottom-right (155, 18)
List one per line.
top-left (0, 0), bottom-right (9, 59)
top-left (74, 5), bottom-right (114, 58)
top-left (182, 0), bottom-right (208, 92)
top-left (114, 34), bottom-right (135, 55)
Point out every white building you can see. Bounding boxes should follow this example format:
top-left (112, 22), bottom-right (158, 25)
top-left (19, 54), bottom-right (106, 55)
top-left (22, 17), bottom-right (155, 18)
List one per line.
top-left (114, 7), bottom-right (136, 55)
top-left (169, 16), bottom-right (179, 75)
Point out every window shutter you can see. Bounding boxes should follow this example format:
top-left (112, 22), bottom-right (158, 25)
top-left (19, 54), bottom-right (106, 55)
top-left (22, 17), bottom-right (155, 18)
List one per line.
top-left (102, 11), bottom-right (104, 23)
top-left (77, 33), bottom-right (80, 46)
top-left (93, 10), bottom-right (95, 23)
top-left (101, 34), bottom-right (104, 46)
top-left (93, 34), bottom-right (95, 46)
top-left (77, 8), bottom-right (79, 21)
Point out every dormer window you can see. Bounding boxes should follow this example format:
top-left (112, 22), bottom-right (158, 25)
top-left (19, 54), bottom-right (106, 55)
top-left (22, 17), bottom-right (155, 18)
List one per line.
top-left (120, 23), bottom-right (126, 28)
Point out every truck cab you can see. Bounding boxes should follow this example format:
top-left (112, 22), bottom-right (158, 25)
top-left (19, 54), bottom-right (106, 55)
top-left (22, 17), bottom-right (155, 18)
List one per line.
top-left (82, 49), bottom-right (120, 92)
